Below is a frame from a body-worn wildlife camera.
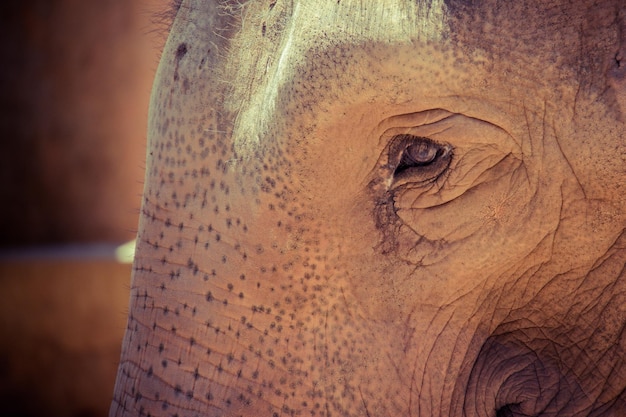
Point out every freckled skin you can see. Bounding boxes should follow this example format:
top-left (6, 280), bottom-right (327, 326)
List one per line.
top-left (110, 1), bottom-right (626, 417)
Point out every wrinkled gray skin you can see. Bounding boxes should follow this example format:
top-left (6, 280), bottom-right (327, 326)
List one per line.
top-left (110, 1), bottom-right (626, 416)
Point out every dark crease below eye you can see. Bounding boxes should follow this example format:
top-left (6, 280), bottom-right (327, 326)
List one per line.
top-left (389, 134), bottom-right (453, 184)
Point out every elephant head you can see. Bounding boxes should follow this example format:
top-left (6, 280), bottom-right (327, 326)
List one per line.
top-left (110, 1), bottom-right (626, 416)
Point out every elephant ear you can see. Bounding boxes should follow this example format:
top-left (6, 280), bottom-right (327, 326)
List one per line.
top-left (608, 9), bottom-right (626, 121)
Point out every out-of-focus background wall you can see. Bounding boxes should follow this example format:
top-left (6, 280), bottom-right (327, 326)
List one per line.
top-left (0, 1), bottom-right (168, 416)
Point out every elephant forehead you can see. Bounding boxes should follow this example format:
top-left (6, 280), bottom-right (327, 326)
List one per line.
top-left (214, 0), bottom-right (622, 157)
top-left (220, 0), bottom-right (449, 155)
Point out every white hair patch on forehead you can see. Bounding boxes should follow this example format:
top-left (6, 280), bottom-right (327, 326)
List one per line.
top-left (222, 0), bottom-right (449, 156)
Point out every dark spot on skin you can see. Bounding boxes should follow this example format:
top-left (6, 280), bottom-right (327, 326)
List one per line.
top-left (175, 43), bottom-right (188, 61)
top-left (173, 43), bottom-right (188, 81)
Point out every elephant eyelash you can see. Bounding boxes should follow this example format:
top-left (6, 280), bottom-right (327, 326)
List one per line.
top-left (170, 0), bottom-right (184, 16)
top-left (150, 0), bottom-right (184, 39)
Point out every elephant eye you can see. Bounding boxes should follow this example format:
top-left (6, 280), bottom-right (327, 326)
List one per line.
top-left (390, 135), bottom-right (453, 184)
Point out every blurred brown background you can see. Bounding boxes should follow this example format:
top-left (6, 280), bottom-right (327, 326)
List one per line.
top-left (0, 1), bottom-right (168, 416)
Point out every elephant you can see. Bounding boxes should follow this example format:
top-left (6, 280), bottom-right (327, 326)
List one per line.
top-left (110, 0), bottom-right (626, 416)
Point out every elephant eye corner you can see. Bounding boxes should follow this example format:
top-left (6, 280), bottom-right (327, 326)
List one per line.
top-left (389, 134), bottom-right (453, 185)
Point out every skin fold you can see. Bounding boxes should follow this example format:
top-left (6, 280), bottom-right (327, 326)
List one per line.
top-left (110, 1), bottom-right (626, 416)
